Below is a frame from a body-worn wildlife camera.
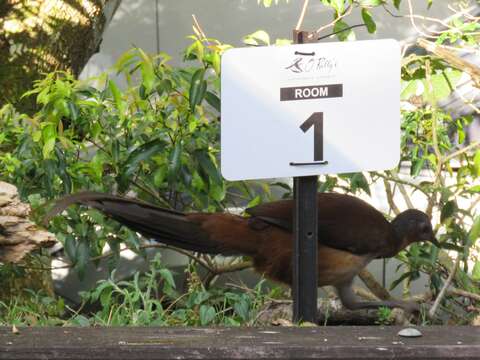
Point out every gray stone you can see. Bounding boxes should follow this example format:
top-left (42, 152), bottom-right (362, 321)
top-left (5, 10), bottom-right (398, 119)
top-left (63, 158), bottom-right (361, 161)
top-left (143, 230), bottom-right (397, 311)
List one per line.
top-left (398, 328), bottom-right (423, 338)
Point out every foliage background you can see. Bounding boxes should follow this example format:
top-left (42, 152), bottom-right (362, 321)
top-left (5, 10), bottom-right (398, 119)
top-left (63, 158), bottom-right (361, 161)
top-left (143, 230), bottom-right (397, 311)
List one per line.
top-left (0, 0), bottom-right (479, 326)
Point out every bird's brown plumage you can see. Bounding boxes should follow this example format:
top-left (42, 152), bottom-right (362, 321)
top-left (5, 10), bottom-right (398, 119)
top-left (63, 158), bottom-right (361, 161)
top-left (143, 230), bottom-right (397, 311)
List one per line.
top-left (45, 191), bottom-right (435, 312)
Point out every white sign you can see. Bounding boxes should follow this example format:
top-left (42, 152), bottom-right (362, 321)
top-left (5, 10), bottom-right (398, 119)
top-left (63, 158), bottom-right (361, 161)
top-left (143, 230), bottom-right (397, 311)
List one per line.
top-left (221, 39), bottom-right (400, 181)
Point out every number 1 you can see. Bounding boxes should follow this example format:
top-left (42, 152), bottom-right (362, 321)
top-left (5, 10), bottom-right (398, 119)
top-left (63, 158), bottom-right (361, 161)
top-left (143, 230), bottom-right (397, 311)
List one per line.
top-left (300, 112), bottom-right (323, 161)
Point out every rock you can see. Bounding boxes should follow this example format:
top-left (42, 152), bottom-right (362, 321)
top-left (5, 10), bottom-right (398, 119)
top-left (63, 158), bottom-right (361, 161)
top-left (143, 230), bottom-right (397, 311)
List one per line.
top-left (0, 181), bottom-right (57, 263)
top-left (398, 328), bottom-right (423, 338)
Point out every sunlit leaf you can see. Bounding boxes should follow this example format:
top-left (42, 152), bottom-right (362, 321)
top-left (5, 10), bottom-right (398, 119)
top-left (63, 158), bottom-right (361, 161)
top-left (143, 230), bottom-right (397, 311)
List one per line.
top-left (468, 216), bottom-right (480, 243)
top-left (243, 30), bottom-right (270, 46)
top-left (361, 8), bottom-right (376, 33)
top-left (472, 261), bottom-right (480, 281)
top-left (189, 69), bottom-right (207, 110)
top-left (333, 20), bottom-right (356, 41)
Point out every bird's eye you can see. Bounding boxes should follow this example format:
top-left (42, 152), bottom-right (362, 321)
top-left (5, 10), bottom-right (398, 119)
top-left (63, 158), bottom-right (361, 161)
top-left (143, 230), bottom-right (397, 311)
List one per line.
top-left (420, 224), bottom-right (430, 233)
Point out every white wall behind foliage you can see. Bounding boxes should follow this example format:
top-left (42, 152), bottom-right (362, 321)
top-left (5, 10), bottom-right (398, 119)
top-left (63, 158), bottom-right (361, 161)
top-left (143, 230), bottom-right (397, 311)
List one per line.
top-left (81, 0), bottom-right (467, 78)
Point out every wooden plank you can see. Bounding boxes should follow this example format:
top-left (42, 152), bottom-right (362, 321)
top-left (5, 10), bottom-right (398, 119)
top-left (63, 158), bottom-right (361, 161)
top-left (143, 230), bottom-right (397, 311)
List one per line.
top-left (0, 326), bottom-right (478, 359)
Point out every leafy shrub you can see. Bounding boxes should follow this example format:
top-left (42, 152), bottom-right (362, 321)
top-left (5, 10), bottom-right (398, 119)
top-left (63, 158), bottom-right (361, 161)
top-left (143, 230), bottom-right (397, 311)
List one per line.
top-left (0, 0), bottom-right (479, 325)
top-left (0, 254), bottom-right (273, 327)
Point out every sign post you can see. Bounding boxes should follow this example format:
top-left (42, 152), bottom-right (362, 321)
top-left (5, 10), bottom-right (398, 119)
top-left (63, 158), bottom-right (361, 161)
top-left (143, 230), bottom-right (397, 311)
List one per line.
top-left (220, 35), bottom-right (400, 323)
top-left (292, 30), bottom-right (318, 323)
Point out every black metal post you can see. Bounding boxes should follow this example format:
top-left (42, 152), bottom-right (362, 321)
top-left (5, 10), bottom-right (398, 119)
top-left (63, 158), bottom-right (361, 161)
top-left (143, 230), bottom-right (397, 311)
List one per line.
top-left (292, 30), bottom-right (318, 323)
top-left (292, 176), bottom-right (318, 322)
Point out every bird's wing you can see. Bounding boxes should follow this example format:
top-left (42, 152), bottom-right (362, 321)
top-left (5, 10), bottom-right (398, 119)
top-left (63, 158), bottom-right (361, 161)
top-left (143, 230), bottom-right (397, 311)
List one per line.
top-left (246, 193), bottom-right (396, 256)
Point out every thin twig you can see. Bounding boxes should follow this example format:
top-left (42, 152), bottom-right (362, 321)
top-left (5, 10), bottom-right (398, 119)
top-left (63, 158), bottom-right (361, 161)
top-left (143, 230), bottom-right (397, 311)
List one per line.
top-left (316, 24), bottom-right (366, 41)
top-left (390, 170), bottom-right (415, 209)
top-left (444, 141), bottom-right (480, 163)
top-left (406, 0), bottom-right (436, 38)
top-left (418, 38), bottom-right (480, 87)
top-left (424, 59), bottom-right (446, 217)
top-left (429, 256), bottom-right (461, 318)
top-left (295, 0), bottom-right (310, 31)
top-left (129, 179), bottom-right (171, 208)
top-left (449, 288), bottom-right (480, 302)
top-left (382, 4), bottom-right (453, 29)
top-left (192, 14), bottom-right (210, 45)
top-left (373, 171), bottom-right (426, 195)
top-left (382, 178), bottom-right (401, 216)
top-left (313, 5), bottom-right (352, 38)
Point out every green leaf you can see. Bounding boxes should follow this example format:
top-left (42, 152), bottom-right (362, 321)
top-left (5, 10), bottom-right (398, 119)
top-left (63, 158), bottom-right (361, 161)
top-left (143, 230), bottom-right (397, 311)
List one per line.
top-left (331, 0), bottom-right (345, 14)
top-left (185, 40), bottom-right (204, 62)
top-left (468, 185), bottom-right (480, 193)
top-left (472, 261), bottom-right (480, 281)
top-left (67, 102), bottom-right (79, 121)
top-left (199, 305), bottom-right (216, 325)
top-left (70, 315), bottom-right (90, 327)
top-left (473, 150), bottom-right (480, 176)
top-left (243, 30), bottom-right (271, 46)
top-left (359, 0), bottom-right (384, 6)
top-left (260, 0), bottom-right (272, 7)
top-left (137, 49), bottom-right (156, 94)
top-left (437, 242), bottom-right (463, 252)
top-left (205, 91), bottom-right (220, 112)
top-left (411, 157), bottom-right (425, 177)
top-left (333, 20), bottom-right (356, 41)
top-left (344, 173), bottom-right (370, 195)
top-left (233, 298), bottom-right (250, 321)
top-left (64, 235), bottom-right (77, 263)
top-left (427, 70), bottom-right (462, 101)
top-left (156, 79), bottom-right (172, 97)
top-left (194, 151), bottom-right (222, 187)
top-left (189, 69), bottom-right (207, 110)
top-left (211, 52), bottom-right (221, 75)
top-left (361, 8), bottom-right (376, 33)
top-left (100, 288), bottom-right (113, 308)
top-left (111, 139), bottom-right (120, 164)
top-left (75, 241), bottom-right (90, 280)
top-left (42, 124), bottom-right (57, 159)
top-left (247, 195), bottom-right (262, 209)
top-left (468, 216), bottom-right (480, 243)
top-left (210, 182), bottom-right (226, 202)
top-left (123, 139), bottom-right (166, 178)
top-left (109, 80), bottom-right (127, 120)
top-left (153, 166), bottom-right (168, 187)
top-left (168, 142), bottom-right (183, 181)
top-left (393, 0), bottom-right (402, 9)
top-left (275, 38), bottom-right (292, 46)
top-left (390, 271), bottom-right (414, 290)
top-left (440, 200), bottom-right (456, 223)
top-left (159, 268), bottom-right (176, 289)
top-left (401, 79), bottom-right (423, 100)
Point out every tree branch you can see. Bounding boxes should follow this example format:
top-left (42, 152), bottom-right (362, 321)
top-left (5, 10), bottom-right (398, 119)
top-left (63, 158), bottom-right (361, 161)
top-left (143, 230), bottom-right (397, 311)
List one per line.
top-left (295, 0), bottom-right (310, 31)
top-left (429, 255), bottom-right (461, 318)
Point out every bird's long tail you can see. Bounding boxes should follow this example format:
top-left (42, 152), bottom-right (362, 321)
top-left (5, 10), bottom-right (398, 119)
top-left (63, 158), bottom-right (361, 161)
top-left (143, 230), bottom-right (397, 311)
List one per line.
top-left (44, 192), bottom-right (227, 254)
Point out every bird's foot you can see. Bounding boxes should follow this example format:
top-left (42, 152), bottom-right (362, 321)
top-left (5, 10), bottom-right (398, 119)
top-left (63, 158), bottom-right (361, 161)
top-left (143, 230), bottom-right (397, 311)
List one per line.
top-left (392, 300), bottom-right (421, 314)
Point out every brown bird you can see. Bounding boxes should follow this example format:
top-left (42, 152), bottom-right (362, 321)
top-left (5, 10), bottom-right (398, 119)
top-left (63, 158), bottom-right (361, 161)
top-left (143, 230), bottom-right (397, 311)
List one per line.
top-left (45, 192), bottom-right (437, 312)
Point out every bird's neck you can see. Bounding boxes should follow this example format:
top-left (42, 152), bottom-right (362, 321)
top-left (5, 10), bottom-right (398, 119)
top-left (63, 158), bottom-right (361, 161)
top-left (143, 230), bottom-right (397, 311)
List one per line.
top-left (390, 221), bottom-right (411, 255)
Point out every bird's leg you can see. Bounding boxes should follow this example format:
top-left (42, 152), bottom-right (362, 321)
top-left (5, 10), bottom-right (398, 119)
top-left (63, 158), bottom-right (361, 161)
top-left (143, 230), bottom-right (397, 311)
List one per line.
top-left (335, 281), bottom-right (420, 313)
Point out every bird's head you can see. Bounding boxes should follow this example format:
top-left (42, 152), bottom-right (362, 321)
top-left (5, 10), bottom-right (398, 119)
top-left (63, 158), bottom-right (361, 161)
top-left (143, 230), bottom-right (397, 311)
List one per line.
top-left (391, 209), bottom-right (439, 249)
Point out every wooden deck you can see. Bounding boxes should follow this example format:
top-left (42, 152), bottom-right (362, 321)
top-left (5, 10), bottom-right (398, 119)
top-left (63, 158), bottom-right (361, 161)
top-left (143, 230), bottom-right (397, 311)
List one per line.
top-left (0, 326), bottom-right (478, 359)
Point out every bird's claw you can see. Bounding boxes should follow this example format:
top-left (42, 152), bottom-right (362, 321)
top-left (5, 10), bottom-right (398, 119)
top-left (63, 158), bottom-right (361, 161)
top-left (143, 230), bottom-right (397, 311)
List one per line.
top-left (400, 301), bottom-right (421, 314)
